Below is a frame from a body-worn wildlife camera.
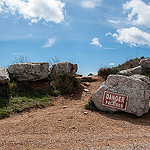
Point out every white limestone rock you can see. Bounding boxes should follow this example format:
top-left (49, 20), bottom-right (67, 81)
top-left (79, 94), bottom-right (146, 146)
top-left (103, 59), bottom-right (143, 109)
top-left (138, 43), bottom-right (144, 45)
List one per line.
top-left (139, 58), bottom-right (150, 68)
top-left (48, 62), bottom-right (78, 79)
top-left (8, 62), bottom-right (49, 81)
top-left (139, 58), bottom-right (150, 74)
top-left (91, 74), bottom-right (150, 116)
top-left (0, 67), bottom-right (10, 84)
top-left (119, 66), bottom-right (142, 76)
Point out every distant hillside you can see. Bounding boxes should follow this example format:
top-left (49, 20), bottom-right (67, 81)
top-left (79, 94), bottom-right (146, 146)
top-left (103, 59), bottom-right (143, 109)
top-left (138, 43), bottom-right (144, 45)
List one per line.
top-left (112, 56), bottom-right (146, 72)
top-left (98, 56), bottom-right (148, 79)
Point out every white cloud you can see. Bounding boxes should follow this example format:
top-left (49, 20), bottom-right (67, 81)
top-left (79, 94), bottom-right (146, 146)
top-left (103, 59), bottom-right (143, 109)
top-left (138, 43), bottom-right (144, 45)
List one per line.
top-left (0, 1), bottom-right (4, 12)
top-left (105, 32), bottom-right (112, 36)
top-left (104, 47), bottom-right (115, 50)
top-left (10, 53), bottom-right (24, 55)
top-left (109, 63), bottom-right (115, 66)
top-left (113, 27), bottom-right (150, 47)
top-left (30, 18), bottom-right (38, 24)
top-left (91, 38), bottom-right (102, 47)
top-left (80, 0), bottom-right (102, 8)
top-left (123, 0), bottom-right (150, 27)
top-left (43, 38), bottom-right (56, 48)
top-left (27, 33), bottom-right (32, 37)
top-left (108, 19), bottom-right (120, 24)
top-left (0, 0), bottom-right (65, 23)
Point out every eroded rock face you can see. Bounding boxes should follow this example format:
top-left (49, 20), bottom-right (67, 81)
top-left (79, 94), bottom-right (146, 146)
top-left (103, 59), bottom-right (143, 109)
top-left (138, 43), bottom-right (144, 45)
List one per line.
top-left (91, 74), bottom-right (150, 116)
top-left (48, 62), bottom-right (78, 79)
top-left (139, 58), bottom-right (150, 68)
top-left (119, 66), bottom-right (142, 76)
top-left (8, 62), bottom-right (49, 81)
top-left (0, 67), bottom-right (10, 84)
top-left (139, 58), bottom-right (150, 74)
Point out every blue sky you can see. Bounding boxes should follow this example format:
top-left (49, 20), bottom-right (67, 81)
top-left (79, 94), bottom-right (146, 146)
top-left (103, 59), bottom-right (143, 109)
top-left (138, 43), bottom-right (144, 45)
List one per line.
top-left (0, 0), bottom-right (150, 75)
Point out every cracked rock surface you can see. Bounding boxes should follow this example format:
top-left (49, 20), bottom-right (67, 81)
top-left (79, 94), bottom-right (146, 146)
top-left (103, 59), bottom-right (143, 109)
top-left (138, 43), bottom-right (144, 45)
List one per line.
top-left (8, 62), bottom-right (49, 81)
top-left (91, 74), bottom-right (150, 116)
top-left (48, 62), bottom-right (77, 79)
top-left (140, 58), bottom-right (150, 74)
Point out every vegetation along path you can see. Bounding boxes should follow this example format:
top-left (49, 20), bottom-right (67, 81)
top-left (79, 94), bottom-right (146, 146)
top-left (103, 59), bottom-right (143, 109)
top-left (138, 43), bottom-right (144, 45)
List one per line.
top-left (0, 76), bottom-right (150, 149)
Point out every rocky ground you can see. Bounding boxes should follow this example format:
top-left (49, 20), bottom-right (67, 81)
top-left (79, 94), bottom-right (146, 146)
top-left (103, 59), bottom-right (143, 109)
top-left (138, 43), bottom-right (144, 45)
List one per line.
top-left (0, 76), bottom-right (150, 150)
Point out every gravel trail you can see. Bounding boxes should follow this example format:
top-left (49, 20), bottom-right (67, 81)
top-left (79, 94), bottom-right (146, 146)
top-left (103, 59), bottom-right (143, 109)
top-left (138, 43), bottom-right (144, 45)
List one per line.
top-left (0, 76), bottom-right (150, 150)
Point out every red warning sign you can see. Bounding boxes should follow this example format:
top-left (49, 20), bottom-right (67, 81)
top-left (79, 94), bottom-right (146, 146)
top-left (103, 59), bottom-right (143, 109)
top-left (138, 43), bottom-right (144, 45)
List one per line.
top-left (103, 91), bottom-right (128, 110)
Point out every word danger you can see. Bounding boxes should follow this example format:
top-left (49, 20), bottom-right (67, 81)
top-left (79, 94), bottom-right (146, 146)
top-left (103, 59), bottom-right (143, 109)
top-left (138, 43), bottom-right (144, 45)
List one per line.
top-left (103, 91), bottom-right (128, 110)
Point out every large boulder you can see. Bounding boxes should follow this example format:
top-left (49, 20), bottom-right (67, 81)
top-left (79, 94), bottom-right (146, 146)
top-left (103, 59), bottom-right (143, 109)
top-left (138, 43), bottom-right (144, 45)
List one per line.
top-left (139, 58), bottom-right (150, 68)
top-left (91, 74), bottom-right (150, 116)
top-left (119, 66), bottom-right (142, 76)
top-left (0, 67), bottom-right (10, 84)
top-left (139, 58), bottom-right (150, 74)
top-left (48, 62), bottom-right (78, 79)
top-left (8, 62), bottom-right (49, 81)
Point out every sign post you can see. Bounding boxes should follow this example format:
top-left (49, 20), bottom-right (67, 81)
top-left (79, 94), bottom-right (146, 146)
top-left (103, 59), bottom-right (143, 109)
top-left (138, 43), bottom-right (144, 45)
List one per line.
top-left (103, 91), bottom-right (128, 110)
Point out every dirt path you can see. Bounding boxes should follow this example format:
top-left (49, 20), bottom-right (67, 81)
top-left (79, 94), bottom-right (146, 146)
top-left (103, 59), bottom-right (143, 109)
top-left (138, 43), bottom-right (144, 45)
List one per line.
top-left (1, 76), bottom-right (150, 150)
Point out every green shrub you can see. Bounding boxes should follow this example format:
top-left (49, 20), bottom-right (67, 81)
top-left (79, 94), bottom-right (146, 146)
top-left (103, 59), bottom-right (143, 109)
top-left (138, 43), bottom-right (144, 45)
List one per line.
top-left (9, 73), bottom-right (79, 97)
top-left (0, 108), bottom-right (10, 119)
top-left (85, 99), bottom-right (98, 111)
top-left (9, 81), bottom-right (17, 95)
top-left (9, 81), bottom-right (60, 98)
top-left (98, 68), bottom-right (117, 80)
top-left (52, 72), bottom-right (80, 94)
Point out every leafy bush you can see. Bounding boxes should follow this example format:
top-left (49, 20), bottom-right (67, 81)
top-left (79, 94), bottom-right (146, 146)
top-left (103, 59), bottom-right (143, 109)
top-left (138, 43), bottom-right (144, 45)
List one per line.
top-left (98, 68), bottom-right (117, 80)
top-left (85, 99), bottom-right (98, 111)
top-left (0, 108), bottom-right (10, 119)
top-left (52, 72), bottom-right (80, 94)
top-left (9, 72), bottom-right (79, 98)
top-left (9, 81), bottom-right (60, 98)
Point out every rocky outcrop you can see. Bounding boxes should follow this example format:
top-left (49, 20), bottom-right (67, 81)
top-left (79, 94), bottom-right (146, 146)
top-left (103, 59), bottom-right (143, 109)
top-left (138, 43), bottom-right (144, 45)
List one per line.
top-left (119, 58), bottom-right (150, 76)
top-left (119, 66), bottom-right (142, 76)
top-left (139, 58), bottom-right (150, 74)
top-left (8, 62), bottom-right (49, 81)
top-left (139, 58), bottom-right (150, 68)
top-left (49, 62), bottom-right (78, 79)
top-left (0, 67), bottom-right (10, 84)
top-left (91, 74), bottom-right (150, 116)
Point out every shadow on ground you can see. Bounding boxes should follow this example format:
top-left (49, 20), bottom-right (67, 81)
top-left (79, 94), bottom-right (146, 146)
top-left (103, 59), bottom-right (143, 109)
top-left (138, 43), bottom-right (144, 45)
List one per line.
top-left (61, 84), bottom-right (84, 101)
top-left (96, 109), bottom-right (150, 126)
